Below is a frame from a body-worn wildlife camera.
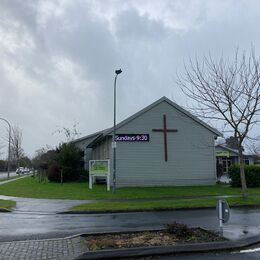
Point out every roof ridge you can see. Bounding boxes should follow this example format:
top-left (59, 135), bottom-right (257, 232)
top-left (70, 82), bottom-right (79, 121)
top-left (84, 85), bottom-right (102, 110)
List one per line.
top-left (73, 96), bottom-right (221, 144)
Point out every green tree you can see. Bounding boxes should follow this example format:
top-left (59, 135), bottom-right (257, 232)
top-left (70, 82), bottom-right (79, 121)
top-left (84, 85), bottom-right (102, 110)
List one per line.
top-left (0, 160), bottom-right (6, 172)
top-left (226, 136), bottom-right (240, 150)
top-left (32, 147), bottom-right (58, 170)
top-left (56, 143), bottom-right (83, 182)
top-left (19, 156), bottom-right (32, 168)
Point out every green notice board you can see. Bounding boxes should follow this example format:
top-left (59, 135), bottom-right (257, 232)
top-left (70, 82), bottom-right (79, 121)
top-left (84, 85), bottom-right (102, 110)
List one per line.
top-left (89, 160), bottom-right (109, 174)
top-left (216, 151), bottom-right (230, 157)
top-left (89, 160), bottom-right (110, 191)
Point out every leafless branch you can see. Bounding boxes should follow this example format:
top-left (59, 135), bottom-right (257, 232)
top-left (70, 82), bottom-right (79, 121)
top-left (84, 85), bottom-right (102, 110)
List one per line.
top-left (176, 47), bottom-right (260, 195)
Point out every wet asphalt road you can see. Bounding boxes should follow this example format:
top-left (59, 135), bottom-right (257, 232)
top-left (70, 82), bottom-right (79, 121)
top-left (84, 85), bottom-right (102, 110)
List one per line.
top-left (0, 171), bottom-right (16, 179)
top-left (1, 205), bottom-right (260, 242)
top-left (151, 247), bottom-right (260, 259)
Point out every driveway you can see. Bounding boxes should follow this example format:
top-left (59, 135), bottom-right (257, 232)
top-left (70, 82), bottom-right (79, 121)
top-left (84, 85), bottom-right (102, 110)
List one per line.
top-left (0, 195), bottom-right (91, 213)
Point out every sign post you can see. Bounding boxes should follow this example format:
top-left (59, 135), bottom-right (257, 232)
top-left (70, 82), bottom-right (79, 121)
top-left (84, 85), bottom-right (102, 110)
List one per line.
top-left (216, 199), bottom-right (230, 233)
top-left (89, 160), bottom-right (110, 191)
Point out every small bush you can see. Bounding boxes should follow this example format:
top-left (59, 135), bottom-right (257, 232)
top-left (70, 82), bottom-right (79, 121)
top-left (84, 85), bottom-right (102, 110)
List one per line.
top-left (56, 143), bottom-right (82, 182)
top-left (47, 163), bottom-right (61, 182)
top-left (79, 168), bottom-right (89, 180)
top-left (165, 222), bottom-right (192, 238)
top-left (229, 164), bottom-right (260, 187)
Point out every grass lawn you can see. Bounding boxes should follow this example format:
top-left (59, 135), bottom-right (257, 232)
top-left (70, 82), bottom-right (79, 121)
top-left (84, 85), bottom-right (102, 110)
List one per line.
top-left (1, 176), bottom-right (260, 200)
top-left (71, 196), bottom-right (260, 212)
top-left (0, 199), bottom-right (16, 209)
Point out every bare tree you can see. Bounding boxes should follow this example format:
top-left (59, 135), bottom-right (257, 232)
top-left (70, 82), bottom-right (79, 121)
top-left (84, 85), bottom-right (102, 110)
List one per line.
top-left (177, 48), bottom-right (260, 196)
top-left (248, 139), bottom-right (260, 164)
top-left (52, 122), bottom-right (81, 143)
top-left (10, 125), bottom-right (24, 168)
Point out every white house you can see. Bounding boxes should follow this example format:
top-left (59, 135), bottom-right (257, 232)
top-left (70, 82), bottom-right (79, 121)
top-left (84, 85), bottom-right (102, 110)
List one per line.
top-left (216, 144), bottom-right (255, 176)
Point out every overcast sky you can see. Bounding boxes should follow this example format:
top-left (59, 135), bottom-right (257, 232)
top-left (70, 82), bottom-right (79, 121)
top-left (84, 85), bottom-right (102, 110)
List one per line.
top-left (0, 0), bottom-right (260, 158)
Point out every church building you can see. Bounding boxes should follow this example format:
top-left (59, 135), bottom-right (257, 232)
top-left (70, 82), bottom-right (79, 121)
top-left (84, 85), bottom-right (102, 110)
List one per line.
top-left (73, 97), bottom-right (221, 187)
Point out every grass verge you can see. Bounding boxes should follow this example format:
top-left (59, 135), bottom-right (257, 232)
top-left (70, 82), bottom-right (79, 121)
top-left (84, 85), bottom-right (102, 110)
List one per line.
top-left (2, 176), bottom-right (260, 200)
top-left (71, 196), bottom-right (260, 212)
top-left (0, 199), bottom-right (16, 209)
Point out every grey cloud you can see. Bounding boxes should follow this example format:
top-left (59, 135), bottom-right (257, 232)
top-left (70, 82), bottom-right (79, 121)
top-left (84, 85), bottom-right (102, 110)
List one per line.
top-left (115, 9), bottom-right (166, 43)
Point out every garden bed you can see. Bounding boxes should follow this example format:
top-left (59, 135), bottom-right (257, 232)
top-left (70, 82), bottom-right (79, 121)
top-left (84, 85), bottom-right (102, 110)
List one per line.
top-left (84, 227), bottom-right (225, 251)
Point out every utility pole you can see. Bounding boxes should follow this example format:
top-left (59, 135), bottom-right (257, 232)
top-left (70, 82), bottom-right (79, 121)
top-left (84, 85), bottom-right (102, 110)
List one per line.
top-left (0, 117), bottom-right (11, 179)
top-left (112, 69), bottom-right (122, 193)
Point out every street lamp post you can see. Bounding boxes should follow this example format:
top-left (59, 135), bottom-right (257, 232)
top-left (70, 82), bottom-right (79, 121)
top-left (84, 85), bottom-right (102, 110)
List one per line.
top-left (0, 117), bottom-right (11, 179)
top-left (112, 69), bottom-right (122, 193)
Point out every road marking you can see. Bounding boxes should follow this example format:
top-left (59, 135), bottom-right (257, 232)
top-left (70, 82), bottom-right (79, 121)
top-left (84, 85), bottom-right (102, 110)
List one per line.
top-left (240, 247), bottom-right (260, 253)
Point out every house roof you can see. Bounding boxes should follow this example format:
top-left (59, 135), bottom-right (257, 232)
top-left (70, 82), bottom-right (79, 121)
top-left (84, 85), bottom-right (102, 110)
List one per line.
top-left (73, 96), bottom-right (222, 148)
top-left (103, 96), bottom-right (222, 136)
top-left (71, 129), bottom-right (107, 145)
top-left (216, 144), bottom-right (254, 157)
top-left (216, 144), bottom-right (239, 155)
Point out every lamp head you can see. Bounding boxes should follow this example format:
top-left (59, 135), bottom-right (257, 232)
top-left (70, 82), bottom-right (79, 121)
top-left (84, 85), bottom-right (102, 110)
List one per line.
top-left (115, 69), bottom-right (122, 75)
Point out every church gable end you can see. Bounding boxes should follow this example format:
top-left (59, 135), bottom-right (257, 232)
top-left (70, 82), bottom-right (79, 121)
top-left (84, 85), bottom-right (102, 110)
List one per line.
top-left (115, 100), bottom-right (218, 187)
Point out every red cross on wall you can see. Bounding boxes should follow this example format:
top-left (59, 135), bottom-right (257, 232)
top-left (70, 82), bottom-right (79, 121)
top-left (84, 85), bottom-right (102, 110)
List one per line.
top-left (152, 114), bottom-right (178, 162)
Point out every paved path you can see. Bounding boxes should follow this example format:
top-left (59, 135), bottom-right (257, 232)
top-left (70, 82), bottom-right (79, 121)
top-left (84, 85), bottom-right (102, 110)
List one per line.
top-left (0, 236), bottom-right (88, 259)
top-left (0, 174), bottom-right (30, 185)
top-left (0, 195), bottom-right (90, 213)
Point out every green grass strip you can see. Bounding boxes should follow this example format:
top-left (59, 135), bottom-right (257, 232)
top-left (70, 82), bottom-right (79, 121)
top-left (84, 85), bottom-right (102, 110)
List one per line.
top-left (71, 196), bottom-right (260, 212)
top-left (0, 199), bottom-right (16, 209)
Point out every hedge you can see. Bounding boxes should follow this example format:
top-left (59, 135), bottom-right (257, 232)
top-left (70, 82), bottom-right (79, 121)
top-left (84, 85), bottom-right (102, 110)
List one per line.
top-left (229, 164), bottom-right (260, 187)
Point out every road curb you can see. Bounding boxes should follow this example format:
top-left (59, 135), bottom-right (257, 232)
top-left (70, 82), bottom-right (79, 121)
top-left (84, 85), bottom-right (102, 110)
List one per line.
top-left (75, 232), bottom-right (260, 259)
top-left (59, 206), bottom-right (215, 214)
top-left (59, 204), bottom-right (260, 215)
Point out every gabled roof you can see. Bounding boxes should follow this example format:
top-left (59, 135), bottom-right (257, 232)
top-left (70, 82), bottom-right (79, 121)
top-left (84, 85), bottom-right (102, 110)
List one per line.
top-left (73, 96), bottom-right (222, 147)
top-left (216, 144), bottom-right (239, 155)
top-left (103, 96), bottom-right (221, 136)
top-left (216, 144), bottom-right (253, 157)
top-left (71, 129), bottom-right (107, 145)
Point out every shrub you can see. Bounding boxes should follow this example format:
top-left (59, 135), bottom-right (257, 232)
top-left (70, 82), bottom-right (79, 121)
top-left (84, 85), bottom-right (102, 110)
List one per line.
top-left (79, 168), bottom-right (89, 180)
top-left (229, 164), bottom-right (260, 187)
top-left (32, 149), bottom-right (58, 170)
top-left (47, 163), bottom-right (61, 182)
top-left (165, 222), bottom-right (192, 238)
top-left (56, 143), bottom-right (83, 182)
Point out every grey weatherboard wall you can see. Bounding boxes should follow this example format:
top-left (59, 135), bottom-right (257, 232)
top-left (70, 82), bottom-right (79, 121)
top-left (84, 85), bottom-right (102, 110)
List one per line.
top-left (114, 100), bottom-right (217, 187)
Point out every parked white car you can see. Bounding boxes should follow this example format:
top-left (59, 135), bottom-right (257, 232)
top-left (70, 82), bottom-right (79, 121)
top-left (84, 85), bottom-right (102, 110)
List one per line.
top-left (16, 167), bottom-right (25, 174)
top-left (24, 168), bottom-right (30, 173)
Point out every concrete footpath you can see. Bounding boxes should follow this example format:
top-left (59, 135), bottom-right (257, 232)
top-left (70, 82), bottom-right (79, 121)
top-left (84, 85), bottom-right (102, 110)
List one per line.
top-left (0, 235), bottom-right (88, 260)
